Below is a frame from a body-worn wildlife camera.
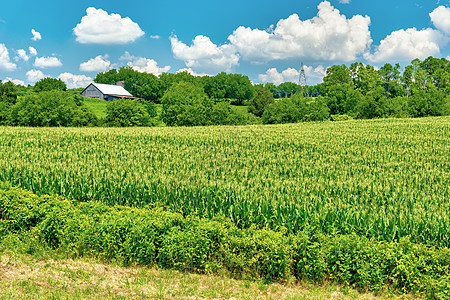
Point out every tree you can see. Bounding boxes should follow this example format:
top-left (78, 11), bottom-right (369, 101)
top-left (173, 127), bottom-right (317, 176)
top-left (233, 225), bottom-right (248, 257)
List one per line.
top-left (8, 91), bottom-right (97, 126)
top-left (0, 81), bottom-right (18, 124)
top-left (33, 77), bottom-right (67, 92)
top-left (277, 82), bottom-right (301, 98)
top-left (402, 65), bottom-right (414, 97)
top-left (304, 97), bottom-right (330, 121)
top-left (94, 69), bottom-right (119, 85)
top-left (95, 66), bottom-right (163, 102)
top-left (380, 63), bottom-right (402, 98)
top-left (161, 82), bottom-right (212, 126)
top-left (105, 98), bottom-right (152, 127)
top-left (248, 85), bottom-right (275, 117)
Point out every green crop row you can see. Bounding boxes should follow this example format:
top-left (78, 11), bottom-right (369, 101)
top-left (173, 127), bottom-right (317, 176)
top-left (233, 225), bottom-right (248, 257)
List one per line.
top-left (1, 182), bottom-right (450, 299)
top-left (0, 117), bottom-right (449, 246)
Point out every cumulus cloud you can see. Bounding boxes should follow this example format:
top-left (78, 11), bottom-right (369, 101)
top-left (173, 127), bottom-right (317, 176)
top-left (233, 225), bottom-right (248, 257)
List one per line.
top-left (31, 29), bottom-right (42, 41)
top-left (228, 1), bottom-right (371, 62)
top-left (73, 7), bottom-right (144, 44)
top-left (58, 73), bottom-right (93, 89)
top-left (80, 55), bottom-right (111, 72)
top-left (176, 68), bottom-right (211, 77)
top-left (170, 35), bottom-right (240, 73)
top-left (258, 65), bottom-right (327, 85)
top-left (366, 28), bottom-right (446, 62)
top-left (34, 56), bottom-right (63, 68)
top-left (4, 77), bottom-right (25, 86)
top-left (16, 49), bottom-right (29, 62)
top-left (430, 6), bottom-right (450, 35)
top-left (150, 35), bottom-right (160, 39)
top-left (0, 44), bottom-right (16, 71)
top-left (29, 46), bottom-right (37, 56)
top-left (339, 0), bottom-right (351, 3)
top-left (120, 51), bottom-right (171, 75)
top-left (26, 69), bottom-right (47, 83)
top-left (365, 5), bottom-right (450, 63)
top-left (15, 46), bottom-right (37, 62)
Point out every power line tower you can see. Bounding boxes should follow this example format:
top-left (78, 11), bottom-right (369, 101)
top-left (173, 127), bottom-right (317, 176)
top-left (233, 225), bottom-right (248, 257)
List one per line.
top-left (299, 62), bottom-right (307, 95)
top-left (299, 62), bottom-right (307, 87)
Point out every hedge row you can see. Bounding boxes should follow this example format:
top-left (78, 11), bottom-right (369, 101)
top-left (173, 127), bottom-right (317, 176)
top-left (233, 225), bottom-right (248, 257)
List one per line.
top-left (1, 182), bottom-right (450, 299)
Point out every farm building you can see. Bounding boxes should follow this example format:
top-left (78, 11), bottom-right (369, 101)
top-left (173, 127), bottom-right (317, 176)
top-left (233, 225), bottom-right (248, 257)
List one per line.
top-left (81, 82), bottom-right (138, 101)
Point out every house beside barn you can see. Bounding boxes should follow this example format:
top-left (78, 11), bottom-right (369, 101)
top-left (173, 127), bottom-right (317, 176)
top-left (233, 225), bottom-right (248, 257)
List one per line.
top-left (81, 82), bottom-right (138, 101)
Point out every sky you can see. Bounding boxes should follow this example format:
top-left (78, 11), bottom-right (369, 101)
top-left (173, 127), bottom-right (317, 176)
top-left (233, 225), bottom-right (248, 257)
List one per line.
top-left (0, 0), bottom-right (449, 88)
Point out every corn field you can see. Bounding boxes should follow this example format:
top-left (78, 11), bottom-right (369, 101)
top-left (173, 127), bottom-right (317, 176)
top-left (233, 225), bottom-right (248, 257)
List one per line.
top-left (1, 117), bottom-right (449, 246)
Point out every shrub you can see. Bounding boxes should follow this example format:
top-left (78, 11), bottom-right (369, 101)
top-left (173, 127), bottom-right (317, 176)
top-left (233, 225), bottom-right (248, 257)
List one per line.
top-left (2, 182), bottom-right (450, 296)
top-left (8, 91), bottom-right (97, 126)
top-left (105, 98), bottom-right (152, 127)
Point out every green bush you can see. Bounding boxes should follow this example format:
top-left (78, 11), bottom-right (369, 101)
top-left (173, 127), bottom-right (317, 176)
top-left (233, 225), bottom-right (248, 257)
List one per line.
top-left (2, 182), bottom-right (450, 297)
top-left (7, 91), bottom-right (97, 126)
top-left (105, 98), bottom-right (154, 127)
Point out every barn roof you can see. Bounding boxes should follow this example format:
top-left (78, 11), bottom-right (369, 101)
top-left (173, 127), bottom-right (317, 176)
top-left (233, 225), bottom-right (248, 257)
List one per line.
top-left (91, 82), bottom-right (133, 97)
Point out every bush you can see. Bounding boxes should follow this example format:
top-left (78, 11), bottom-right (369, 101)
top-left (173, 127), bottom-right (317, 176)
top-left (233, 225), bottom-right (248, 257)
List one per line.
top-left (33, 77), bottom-right (67, 92)
top-left (161, 82), bottom-right (212, 126)
top-left (105, 98), bottom-right (153, 127)
top-left (262, 95), bottom-right (329, 124)
top-left (2, 182), bottom-right (450, 296)
top-left (248, 86), bottom-right (275, 117)
top-left (7, 91), bottom-right (97, 126)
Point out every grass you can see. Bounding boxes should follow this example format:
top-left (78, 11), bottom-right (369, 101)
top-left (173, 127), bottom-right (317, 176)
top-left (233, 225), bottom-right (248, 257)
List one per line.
top-left (0, 250), bottom-right (419, 300)
top-left (82, 97), bottom-right (108, 119)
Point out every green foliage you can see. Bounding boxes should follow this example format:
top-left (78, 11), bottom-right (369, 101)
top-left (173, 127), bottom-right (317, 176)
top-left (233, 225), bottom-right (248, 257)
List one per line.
top-left (202, 72), bottom-right (254, 105)
top-left (161, 82), bottom-right (212, 126)
top-left (105, 98), bottom-right (154, 127)
top-left (321, 57), bottom-right (450, 119)
top-left (33, 77), bottom-right (67, 92)
top-left (7, 91), bottom-right (97, 126)
top-left (262, 95), bottom-right (329, 124)
top-left (0, 81), bottom-right (18, 125)
top-left (248, 85), bottom-right (275, 117)
top-left (95, 66), bottom-right (162, 102)
top-left (2, 183), bottom-right (450, 296)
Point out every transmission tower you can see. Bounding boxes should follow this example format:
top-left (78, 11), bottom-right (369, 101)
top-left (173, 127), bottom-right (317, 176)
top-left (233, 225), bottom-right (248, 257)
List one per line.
top-left (299, 62), bottom-right (307, 88)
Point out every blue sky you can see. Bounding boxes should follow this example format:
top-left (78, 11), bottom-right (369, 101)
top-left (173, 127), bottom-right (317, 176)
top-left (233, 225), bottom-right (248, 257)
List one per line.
top-left (0, 0), bottom-right (449, 88)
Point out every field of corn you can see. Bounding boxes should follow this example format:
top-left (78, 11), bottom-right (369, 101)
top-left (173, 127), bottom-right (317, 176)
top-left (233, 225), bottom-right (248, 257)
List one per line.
top-left (0, 117), bottom-right (449, 246)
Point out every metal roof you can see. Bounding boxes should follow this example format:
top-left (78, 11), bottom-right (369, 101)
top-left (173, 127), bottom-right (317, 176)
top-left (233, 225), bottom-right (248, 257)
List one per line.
top-left (91, 82), bottom-right (133, 97)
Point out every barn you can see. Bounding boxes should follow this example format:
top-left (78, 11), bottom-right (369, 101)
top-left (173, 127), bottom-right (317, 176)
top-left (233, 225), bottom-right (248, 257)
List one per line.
top-left (81, 82), bottom-right (138, 101)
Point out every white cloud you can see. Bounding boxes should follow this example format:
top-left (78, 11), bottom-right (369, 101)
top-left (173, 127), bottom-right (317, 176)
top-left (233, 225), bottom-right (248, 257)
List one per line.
top-left (120, 51), bottom-right (171, 75)
top-left (31, 29), bottom-right (42, 41)
top-left (176, 68), bottom-right (211, 77)
top-left (80, 55), bottom-right (111, 72)
top-left (0, 44), bottom-right (16, 71)
top-left (258, 65), bottom-right (327, 85)
top-left (29, 46), bottom-right (37, 56)
top-left (16, 49), bottom-right (29, 62)
top-left (4, 77), bottom-right (25, 86)
top-left (170, 35), bottom-right (240, 73)
top-left (73, 7), bottom-right (144, 44)
top-left (34, 56), bottom-right (63, 68)
top-left (430, 6), bottom-right (450, 35)
top-left (366, 28), bottom-right (446, 62)
top-left (58, 73), bottom-right (93, 89)
top-left (15, 46), bottom-right (38, 62)
top-left (339, 0), bottom-right (351, 3)
top-left (150, 35), bottom-right (160, 39)
top-left (227, 1), bottom-right (371, 62)
top-left (26, 69), bottom-right (47, 83)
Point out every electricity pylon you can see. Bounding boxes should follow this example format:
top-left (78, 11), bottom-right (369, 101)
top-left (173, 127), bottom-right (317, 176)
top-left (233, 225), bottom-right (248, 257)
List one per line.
top-left (299, 62), bottom-right (307, 95)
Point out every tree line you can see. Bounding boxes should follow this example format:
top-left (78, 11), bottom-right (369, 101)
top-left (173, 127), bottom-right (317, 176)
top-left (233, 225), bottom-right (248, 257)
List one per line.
top-left (0, 56), bottom-right (448, 127)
